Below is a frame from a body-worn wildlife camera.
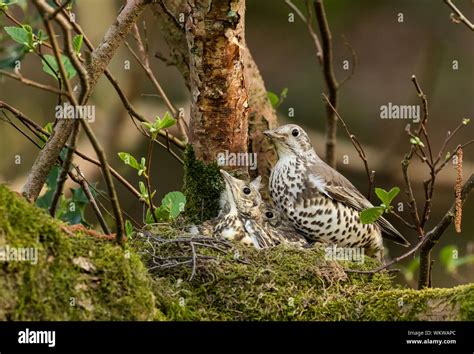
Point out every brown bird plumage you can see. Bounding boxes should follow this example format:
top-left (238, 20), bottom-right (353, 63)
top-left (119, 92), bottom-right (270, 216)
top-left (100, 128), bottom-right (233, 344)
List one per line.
top-left (264, 124), bottom-right (409, 261)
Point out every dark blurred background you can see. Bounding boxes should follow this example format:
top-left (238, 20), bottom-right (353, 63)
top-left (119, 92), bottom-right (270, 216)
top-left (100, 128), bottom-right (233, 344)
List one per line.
top-left (0, 0), bottom-right (473, 288)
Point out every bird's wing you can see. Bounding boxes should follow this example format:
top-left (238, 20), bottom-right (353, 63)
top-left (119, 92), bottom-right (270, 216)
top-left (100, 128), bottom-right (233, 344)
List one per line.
top-left (308, 162), bottom-right (410, 247)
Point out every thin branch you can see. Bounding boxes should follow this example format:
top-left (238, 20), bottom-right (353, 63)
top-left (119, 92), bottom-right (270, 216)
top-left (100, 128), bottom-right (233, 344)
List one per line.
top-left (0, 100), bottom-right (143, 201)
top-left (145, 139), bottom-right (158, 223)
top-left (0, 70), bottom-right (71, 98)
top-left (75, 167), bottom-right (111, 235)
top-left (51, 12), bottom-right (186, 151)
top-left (435, 140), bottom-right (474, 174)
top-left (0, 112), bottom-right (42, 150)
top-left (48, 0), bottom-right (73, 20)
top-left (338, 35), bottom-right (357, 87)
top-left (322, 93), bottom-right (374, 199)
top-left (49, 121), bottom-right (80, 217)
top-left (418, 174), bottom-right (474, 288)
top-left (443, 0), bottom-right (474, 31)
top-left (348, 174), bottom-right (473, 276)
top-left (284, 0), bottom-right (323, 64)
top-left (434, 120), bottom-right (468, 166)
top-left (125, 28), bottom-right (189, 142)
top-left (389, 210), bottom-right (417, 230)
top-left (314, 0), bottom-right (339, 168)
top-left (410, 75), bottom-right (435, 229)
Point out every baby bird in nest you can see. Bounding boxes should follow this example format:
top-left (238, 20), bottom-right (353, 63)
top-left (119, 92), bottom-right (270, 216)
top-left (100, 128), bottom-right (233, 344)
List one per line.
top-left (193, 170), bottom-right (308, 249)
top-left (189, 170), bottom-right (262, 248)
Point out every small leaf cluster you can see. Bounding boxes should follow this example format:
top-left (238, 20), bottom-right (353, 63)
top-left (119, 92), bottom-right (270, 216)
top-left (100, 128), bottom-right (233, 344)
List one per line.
top-left (36, 164), bottom-right (95, 226)
top-left (3, 21), bottom-right (83, 81)
top-left (360, 187), bottom-right (400, 224)
top-left (267, 87), bottom-right (288, 109)
top-left (118, 113), bottom-right (185, 227)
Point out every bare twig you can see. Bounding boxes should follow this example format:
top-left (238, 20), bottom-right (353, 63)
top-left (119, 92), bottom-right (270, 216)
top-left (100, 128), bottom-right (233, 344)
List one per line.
top-left (145, 139), bottom-right (158, 223)
top-left (48, 0), bottom-right (73, 20)
top-left (418, 174), bottom-right (473, 288)
top-left (435, 141), bottom-right (473, 174)
top-left (0, 100), bottom-right (143, 201)
top-left (322, 93), bottom-right (374, 199)
top-left (49, 121), bottom-right (80, 217)
top-left (434, 120), bottom-right (469, 166)
top-left (314, 0), bottom-right (339, 168)
top-left (443, 0), bottom-right (474, 31)
top-left (125, 26), bottom-right (189, 142)
top-left (0, 70), bottom-right (71, 98)
top-left (284, 0), bottom-right (323, 64)
top-left (76, 167), bottom-right (111, 235)
top-left (338, 35), bottom-right (357, 87)
top-left (454, 148), bottom-right (463, 233)
top-left (346, 174), bottom-right (473, 277)
top-left (390, 210), bottom-right (417, 230)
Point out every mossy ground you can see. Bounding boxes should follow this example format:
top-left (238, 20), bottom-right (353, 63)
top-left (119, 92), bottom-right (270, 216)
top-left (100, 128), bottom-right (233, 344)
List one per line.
top-left (0, 185), bottom-right (163, 320)
top-left (0, 184), bottom-right (472, 321)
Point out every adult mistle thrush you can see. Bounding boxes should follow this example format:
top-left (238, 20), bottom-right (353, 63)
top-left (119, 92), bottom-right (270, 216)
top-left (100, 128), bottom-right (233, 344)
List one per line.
top-left (264, 124), bottom-right (409, 260)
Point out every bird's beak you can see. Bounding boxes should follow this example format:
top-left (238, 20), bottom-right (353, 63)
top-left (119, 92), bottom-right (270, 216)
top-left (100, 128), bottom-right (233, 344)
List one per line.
top-left (263, 129), bottom-right (283, 141)
top-left (263, 129), bottom-right (273, 138)
top-left (220, 169), bottom-right (233, 183)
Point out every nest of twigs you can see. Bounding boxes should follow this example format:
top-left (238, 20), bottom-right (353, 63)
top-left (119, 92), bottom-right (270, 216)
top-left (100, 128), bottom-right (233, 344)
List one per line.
top-left (131, 224), bottom-right (241, 281)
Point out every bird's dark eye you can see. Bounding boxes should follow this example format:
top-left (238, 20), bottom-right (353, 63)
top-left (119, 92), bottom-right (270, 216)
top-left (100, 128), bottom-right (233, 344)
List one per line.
top-left (265, 211), bottom-right (274, 218)
top-left (243, 187), bottom-right (251, 195)
top-left (291, 128), bottom-right (299, 137)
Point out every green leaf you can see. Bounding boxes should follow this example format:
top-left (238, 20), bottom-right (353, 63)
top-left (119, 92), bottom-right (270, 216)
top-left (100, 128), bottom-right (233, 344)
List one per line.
top-left (161, 191), bottom-right (186, 220)
top-left (157, 112), bottom-right (176, 130)
top-left (138, 157), bottom-right (147, 176)
top-left (409, 136), bottom-right (425, 148)
top-left (41, 54), bottom-right (77, 80)
top-left (73, 34), bottom-right (83, 54)
top-left (118, 152), bottom-right (140, 170)
top-left (4, 26), bottom-right (32, 48)
top-left (145, 208), bottom-right (154, 224)
top-left (35, 166), bottom-right (60, 209)
top-left (375, 187), bottom-right (399, 206)
top-left (154, 205), bottom-right (170, 222)
top-left (360, 206), bottom-right (384, 224)
top-left (125, 220), bottom-right (134, 237)
top-left (374, 188), bottom-right (390, 206)
top-left (279, 87), bottom-right (288, 104)
top-left (386, 187), bottom-right (400, 205)
top-left (462, 118), bottom-right (470, 125)
top-left (267, 91), bottom-right (279, 108)
top-left (70, 186), bottom-right (89, 205)
top-left (138, 181), bottom-right (147, 197)
top-left (44, 122), bottom-right (53, 134)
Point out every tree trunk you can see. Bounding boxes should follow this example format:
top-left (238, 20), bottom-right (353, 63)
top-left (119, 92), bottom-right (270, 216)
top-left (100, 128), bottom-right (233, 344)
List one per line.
top-left (186, 0), bottom-right (249, 169)
top-left (153, 0), bottom-right (277, 179)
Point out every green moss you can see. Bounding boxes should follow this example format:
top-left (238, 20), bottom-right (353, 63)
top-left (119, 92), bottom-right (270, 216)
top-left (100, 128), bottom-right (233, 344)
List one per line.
top-left (136, 225), bottom-right (474, 321)
top-left (0, 185), bottom-right (164, 320)
top-left (1, 185), bottom-right (472, 321)
top-left (182, 145), bottom-right (224, 223)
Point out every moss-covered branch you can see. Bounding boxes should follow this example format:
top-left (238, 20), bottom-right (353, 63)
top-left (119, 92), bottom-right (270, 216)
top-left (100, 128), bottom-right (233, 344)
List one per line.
top-left (0, 185), bottom-right (472, 321)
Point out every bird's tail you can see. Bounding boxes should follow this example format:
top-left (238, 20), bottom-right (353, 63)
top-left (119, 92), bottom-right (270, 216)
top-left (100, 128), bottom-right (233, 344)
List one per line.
top-left (377, 216), bottom-right (410, 247)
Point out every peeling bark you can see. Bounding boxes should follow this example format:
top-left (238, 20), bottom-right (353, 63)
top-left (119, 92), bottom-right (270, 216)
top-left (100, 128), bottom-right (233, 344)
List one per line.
top-left (153, 0), bottom-right (277, 179)
top-left (185, 0), bottom-right (249, 169)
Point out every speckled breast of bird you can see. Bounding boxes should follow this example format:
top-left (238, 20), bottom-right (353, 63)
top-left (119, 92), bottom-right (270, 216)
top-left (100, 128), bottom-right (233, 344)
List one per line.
top-left (270, 156), bottom-right (383, 257)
